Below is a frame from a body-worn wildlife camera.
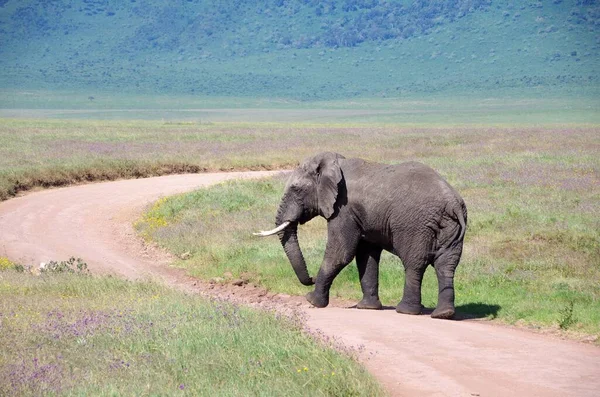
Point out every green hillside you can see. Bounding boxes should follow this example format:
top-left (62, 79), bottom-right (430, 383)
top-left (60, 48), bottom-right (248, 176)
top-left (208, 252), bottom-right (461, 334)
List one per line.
top-left (0, 0), bottom-right (598, 102)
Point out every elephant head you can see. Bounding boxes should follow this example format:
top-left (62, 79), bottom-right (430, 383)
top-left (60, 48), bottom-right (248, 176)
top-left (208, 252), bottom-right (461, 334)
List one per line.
top-left (254, 152), bottom-right (345, 286)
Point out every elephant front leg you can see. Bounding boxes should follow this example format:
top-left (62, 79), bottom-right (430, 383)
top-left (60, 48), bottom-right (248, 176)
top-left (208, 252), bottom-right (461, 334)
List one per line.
top-left (307, 253), bottom-right (358, 308)
top-left (355, 241), bottom-right (383, 310)
top-left (306, 227), bottom-right (359, 308)
top-left (305, 263), bottom-right (348, 308)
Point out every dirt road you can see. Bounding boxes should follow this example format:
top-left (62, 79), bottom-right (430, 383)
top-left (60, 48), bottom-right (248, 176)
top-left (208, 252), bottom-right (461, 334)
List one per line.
top-left (1, 172), bottom-right (598, 396)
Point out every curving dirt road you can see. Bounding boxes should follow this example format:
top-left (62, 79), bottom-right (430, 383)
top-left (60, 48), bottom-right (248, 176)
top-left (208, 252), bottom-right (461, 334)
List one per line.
top-left (1, 172), bottom-right (599, 396)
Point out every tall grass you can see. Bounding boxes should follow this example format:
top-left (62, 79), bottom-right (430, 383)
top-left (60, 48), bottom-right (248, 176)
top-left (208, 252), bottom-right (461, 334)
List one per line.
top-left (1, 118), bottom-right (597, 200)
top-left (136, 126), bottom-right (600, 338)
top-left (0, 269), bottom-right (383, 396)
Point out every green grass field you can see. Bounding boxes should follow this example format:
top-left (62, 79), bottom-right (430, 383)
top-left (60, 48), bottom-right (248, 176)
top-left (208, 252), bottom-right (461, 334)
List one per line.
top-left (1, 101), bottom-right (598, 201)
top-left (2, 117), bottom-right (598, 337)
top-left (133, 124), bottom-right (600, 339)
top-left (1, 112), bottom-right (598, 396)
top-left (0, 266), bottom-right (383, 396)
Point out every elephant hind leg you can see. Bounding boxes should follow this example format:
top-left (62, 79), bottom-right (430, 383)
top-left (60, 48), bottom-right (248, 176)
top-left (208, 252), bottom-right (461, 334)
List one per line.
top-left (355, 240), bottom-right (383, 310)
top-left (431, 246), bottom-right (463, 319)
top-left (396, 263), bottom-right (426, 315)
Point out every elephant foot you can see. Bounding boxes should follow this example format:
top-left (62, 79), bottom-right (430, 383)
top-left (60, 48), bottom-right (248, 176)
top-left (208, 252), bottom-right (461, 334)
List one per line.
top-left (356, 297), bottom-right (383, 310)
top-left (431, 306), bottom-right (455, 319)
top-left (396, 301), bottom-right (424, 315)
top-left (306, 291), bottom-right (329, 308)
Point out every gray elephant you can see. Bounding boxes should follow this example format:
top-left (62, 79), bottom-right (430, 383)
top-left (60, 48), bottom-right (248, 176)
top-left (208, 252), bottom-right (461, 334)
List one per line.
top-left (255, 152), bottom-right (467, 319)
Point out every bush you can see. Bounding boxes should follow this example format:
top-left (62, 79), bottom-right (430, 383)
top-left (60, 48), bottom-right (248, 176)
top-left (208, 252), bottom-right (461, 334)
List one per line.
top-left (40, 257), bottom-right (89, 274)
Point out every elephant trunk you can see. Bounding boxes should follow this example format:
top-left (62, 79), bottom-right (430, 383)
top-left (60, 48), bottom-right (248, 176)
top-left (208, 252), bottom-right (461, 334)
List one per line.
top-left (273, 189), bottom-right (314, 286)
top-left (278, 224), bottom-right (314, 286)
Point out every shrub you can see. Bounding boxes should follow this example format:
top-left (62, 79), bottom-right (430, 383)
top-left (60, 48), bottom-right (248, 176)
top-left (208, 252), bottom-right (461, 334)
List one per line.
top-left (40, 257), bottom-right (89, 274)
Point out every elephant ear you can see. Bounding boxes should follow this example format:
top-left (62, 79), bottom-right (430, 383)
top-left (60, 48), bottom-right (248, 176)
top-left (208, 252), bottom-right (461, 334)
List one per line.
top-left (315, 153), bottom-right (344, 219)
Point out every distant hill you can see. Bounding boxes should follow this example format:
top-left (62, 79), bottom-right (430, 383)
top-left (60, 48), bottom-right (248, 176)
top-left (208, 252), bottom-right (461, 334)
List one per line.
top-left (0, 0), bottom-right (598, 101)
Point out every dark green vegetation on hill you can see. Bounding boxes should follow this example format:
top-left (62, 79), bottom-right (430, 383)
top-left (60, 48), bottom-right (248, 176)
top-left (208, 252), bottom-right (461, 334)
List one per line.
top-left (1, 0), bottom-right (598, 101)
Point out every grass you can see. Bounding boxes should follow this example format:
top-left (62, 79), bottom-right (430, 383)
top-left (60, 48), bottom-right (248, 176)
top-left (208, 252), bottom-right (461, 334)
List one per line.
top-left (1, 117), bottom-right (598, 201)
top-left (0, 118), bottom-right (289, 200)
top-left (1, 115), bottom-right (598, 395)
top-left (135, 126), bottom-right (600, 339)
top-left (0, 267), bottom-right (383, 396)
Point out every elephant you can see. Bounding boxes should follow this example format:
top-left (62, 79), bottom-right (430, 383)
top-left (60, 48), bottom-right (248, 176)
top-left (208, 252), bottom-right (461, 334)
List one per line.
top-left (255, 152), bottom-right (467, 319)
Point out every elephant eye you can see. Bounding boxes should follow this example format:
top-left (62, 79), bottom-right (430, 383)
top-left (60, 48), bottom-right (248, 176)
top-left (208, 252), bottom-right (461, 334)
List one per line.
top-left (291, 182), bottom-right (309, 192)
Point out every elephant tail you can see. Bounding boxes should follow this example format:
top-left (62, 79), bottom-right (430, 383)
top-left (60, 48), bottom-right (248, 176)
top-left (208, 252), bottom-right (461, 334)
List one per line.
top-left (453, 203), bottom-right (467, 247)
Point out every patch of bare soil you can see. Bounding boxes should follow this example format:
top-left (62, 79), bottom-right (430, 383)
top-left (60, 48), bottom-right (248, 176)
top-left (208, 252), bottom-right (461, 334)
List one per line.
top-left (1, 172), bottom-right (599, 397)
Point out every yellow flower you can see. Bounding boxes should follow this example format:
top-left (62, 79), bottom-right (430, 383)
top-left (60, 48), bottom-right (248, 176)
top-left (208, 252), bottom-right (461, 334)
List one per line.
top-left (0, 257), bottom-right (15, 270)
top-left (303, 367), bottom-right (308, 371)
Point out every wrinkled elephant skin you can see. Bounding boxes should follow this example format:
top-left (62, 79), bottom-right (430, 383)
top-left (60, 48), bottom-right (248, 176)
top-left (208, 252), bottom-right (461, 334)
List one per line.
top-left (272, 152), bottom-right (467, 319)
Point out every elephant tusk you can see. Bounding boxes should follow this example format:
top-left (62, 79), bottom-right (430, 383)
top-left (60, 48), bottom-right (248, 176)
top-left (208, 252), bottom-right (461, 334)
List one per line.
top-left (253, 221), bottom-right (291, 237)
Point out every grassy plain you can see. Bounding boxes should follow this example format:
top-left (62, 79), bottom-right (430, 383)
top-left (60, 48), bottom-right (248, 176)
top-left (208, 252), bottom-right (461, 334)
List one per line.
top-left (1, 110), bottom-right (598, 397)
top-left (1, 97), bottom-right (598, 201)
top-left (2, 115), bottom-right (598, 336)
top-left (135, 125), bottom-right (600, 338)
top-left (0, 267), bottom-right (383, 396)
top-left (1, 91), bottom-right (599, 123)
